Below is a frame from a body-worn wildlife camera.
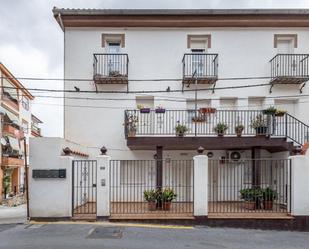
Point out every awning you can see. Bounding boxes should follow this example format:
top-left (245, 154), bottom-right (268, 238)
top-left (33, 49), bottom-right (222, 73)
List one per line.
top-left (3, 110), bottom-right (19, 125)
top-left (6, 136), bottom-right (20, 151)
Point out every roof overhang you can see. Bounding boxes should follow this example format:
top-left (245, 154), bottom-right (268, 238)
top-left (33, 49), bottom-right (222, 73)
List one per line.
top-left (52, 8), bottom-right (309, 30)
top-left (0, 63), bottom-right (34, 100)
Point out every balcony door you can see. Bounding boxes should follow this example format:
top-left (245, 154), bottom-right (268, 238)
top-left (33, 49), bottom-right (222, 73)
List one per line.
top-left (191, 49), bottom-right (206, 77)
top-left (107, 42), bottom-right (121, 76)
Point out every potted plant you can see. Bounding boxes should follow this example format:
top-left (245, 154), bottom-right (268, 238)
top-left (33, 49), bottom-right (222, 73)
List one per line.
top-left (251, 114), bottom-right (268, 136)
top-left (137, 104), bottom-right (151, 114)
top-left (240, 188), bottom-right (263, 210)
top-left (161, 188), bottom-right (177, 211)
top-left (262, 187), bottom-right (278, 210)
top-left (175, 123), bottom-right (188, 137)
top-left (214, 122), bottom-right (228, 137)
top-left (235, 124), bottom-right (244, 137)
top-left (263, 106), bottom-right (277, 115)
top-left (143, 189), bottom-right (157, 211)
top-left (127, 115), bottom-right (138, 137)
top-left (155, 106), bottom-right (165, 114)
top-left (275, 109), bottom-right (287, 117)
top-left (200, 107), bottom-right (216, 114)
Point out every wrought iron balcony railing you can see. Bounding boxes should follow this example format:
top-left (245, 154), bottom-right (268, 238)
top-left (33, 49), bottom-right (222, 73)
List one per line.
top-left (182, 53), bottom-right (218, 85)
top-left (270, 54), bottom-right (309, 87)
top-left (93, 53), bottom-right (129, 84)
top-left (125, 109), bottom-right (309, 146)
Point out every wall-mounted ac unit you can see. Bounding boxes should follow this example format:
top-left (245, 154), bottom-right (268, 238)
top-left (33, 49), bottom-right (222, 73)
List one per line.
top-left (227, 151), bottom-right (242, 162)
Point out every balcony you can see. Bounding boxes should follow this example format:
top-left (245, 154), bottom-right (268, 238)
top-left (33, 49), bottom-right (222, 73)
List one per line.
top-left (182, 53), bottom-right (218, 86)
top-left (2, 156), bottom-right (24, 167)
top-left (93, 53), bottom-right (129, 84)
top-left (3, 124), bottom-right (24, 138)
top-left (31, 124), bottom-right (41, 137)
top-left (270, 54), bottom-right (309, 93)
top-left (124, 109), bottom-right (309, 152)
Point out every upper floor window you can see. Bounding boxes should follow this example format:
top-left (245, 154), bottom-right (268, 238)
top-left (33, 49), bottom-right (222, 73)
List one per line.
top-left (187, 34), bottom-right (211, 52)
top-left (22, 120), bottom-right (28, 134)
top-left (101, 33), bottom-right (125, 49)
top-left (21, 96), bottom-right (29, 111)
top-left (274, 34), bottom-right (297, 54)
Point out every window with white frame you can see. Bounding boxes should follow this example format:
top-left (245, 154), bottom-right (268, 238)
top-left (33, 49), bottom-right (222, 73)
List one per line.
top-left (21, 96), bottom-right (29, 111)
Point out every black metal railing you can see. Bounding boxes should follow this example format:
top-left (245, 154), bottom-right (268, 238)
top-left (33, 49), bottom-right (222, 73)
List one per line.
top-left (182, 53), bottom-right (218, 79)
top-left (124, 109), bottom-right (309, 146)
top-left (270, 54), bottom-right (309, 80)
top-left (208, 158), bottom-right (291, 214)
top-left (93, 53), bottom-right (129, 78)
top-left (72, 160), bottom-right (97, 216)
top-left (110, 159), bottom-right (194, 215)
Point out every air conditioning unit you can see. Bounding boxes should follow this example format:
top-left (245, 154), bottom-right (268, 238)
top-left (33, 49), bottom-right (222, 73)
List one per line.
top-left (227, 151), bottom-right (242, 162)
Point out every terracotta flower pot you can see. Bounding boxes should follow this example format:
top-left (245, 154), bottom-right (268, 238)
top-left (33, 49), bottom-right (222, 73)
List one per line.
top-left (128, 130), bottom-right (136, 137)
top-left (243, 201), bottom-right (256, 210)
top-left (162, 201), bottom-right (172, 211)
top-left (147, 201), bottom-right (157, 211)
top-left (263, 200), bottom-right (274, 210)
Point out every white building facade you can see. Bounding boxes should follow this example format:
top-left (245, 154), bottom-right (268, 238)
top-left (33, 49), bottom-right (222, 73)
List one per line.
top-left (28, 9), bottom-right (309, 226)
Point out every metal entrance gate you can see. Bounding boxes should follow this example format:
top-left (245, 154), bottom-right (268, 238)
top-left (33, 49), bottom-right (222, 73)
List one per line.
top-left (208, 158), bottom-right (291, 214)
top-left (72, 160), bottom-right (97, 216)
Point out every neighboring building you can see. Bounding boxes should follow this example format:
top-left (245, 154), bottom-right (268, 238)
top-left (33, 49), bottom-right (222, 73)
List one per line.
top-left (28, 8), bottom-right (309, 223)
top-left (0, 63), bottom-right (37, 203)
top-left (31, 115), bottom-right (43, 137)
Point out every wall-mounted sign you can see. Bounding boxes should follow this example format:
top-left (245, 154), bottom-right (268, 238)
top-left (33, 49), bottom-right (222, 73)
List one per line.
top-left (32, 169), bottom-right (66, 179)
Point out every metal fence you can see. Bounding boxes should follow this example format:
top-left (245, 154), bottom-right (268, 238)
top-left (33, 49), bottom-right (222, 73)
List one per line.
top-left (109, 160), bottom-right (194, 215)
top-left (208, 159), bottom-right (291, 214)
top-left (72, 160), bottom-right (97, 216)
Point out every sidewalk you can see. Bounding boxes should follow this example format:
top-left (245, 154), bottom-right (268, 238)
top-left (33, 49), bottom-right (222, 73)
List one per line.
top-left (0, 204), bottom-right (26, 224)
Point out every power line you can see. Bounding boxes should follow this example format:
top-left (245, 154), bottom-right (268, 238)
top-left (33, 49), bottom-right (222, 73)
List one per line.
top-left (0, 82), bottom-right (272, 94)
top-left (1, 75), bottom-right (272, 82)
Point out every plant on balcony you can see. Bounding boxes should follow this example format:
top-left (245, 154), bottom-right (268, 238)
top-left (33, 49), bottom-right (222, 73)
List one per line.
top-left (251, 114), bottom-right (268, 136)
top-left (214, 122), bottom-right (228, 137)
top-left (275, 109), bottom-right (287, 117)
top-left (137, 104), bottom-right (151, 114)
top-left (199, 107), bottom-right (217, 114)
top-left (155, 106), bottom-right (165, 114)
top-left (263, 106), bottom-right (277, 115)
top-left (262, 187), bottom-right (278, 210)
top-left (109, 70), bottom-right (121, 77)
top-left (235, 124), bottom-right (245, 137)
top-left (240, 188), bottom-right (263, 210)
top-left (127, 115), bottom-right (138, 137)
top-left (175, 123), bottom-right (188, 137)
top-left (161, 188), bottom-right (177, 211)
top-left (143, 189), bottom-right (157, 211)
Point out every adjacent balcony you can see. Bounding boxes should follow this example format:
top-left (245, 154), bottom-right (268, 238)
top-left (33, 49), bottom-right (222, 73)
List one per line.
top-left (2, 156), bottom-right (24, 167)
top-left (3, 124), bottom-right (24, 138)
top-left (182, 53), bottom-right (218, 86)
top-left (31, 124), bottom-right (41, 137)
top-left (93, 53), bottom-right (129, 84)
top-left (270, 54), bottom-right (309, 92)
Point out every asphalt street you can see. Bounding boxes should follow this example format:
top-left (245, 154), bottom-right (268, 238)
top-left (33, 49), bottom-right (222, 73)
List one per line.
top-left (0, 222), bottom-right (308, 249)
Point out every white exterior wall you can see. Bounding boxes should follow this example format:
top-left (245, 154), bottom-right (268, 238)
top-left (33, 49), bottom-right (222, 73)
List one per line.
top-left (29, 137), bottom-right (91, 218)
top-left (63, 27), bottom-right (309, 159)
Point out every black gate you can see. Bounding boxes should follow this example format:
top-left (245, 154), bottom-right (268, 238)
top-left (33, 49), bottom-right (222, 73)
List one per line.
top-left (72, 160), bottom-right (97, 216)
